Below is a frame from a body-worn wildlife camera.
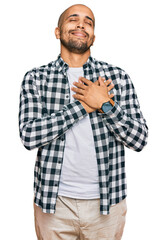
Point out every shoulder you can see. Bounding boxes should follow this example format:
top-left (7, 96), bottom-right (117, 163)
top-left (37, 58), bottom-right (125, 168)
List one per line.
top-left (92, 57), bottom-right (128, 78)
top-left (22, 60), bottom-right (57, 88)
top-left (91, 57), bottom-right (133, 90)
top-left (24, 60), bottom-right (56, 78)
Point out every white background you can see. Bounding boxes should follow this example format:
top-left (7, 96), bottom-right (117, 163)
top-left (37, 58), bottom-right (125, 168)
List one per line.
top-left (0, 0), bottom-right (167, 239)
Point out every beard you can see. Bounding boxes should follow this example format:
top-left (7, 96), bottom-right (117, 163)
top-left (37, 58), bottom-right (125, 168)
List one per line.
top-left (60, 30), bottom-right (94, 54)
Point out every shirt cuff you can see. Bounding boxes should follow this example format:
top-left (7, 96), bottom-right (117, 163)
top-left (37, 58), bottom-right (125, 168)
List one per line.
top-left (97, 101), bottom-right (125, 123)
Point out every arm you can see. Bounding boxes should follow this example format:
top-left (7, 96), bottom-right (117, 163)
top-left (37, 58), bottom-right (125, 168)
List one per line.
top-left (98, 73), bottom-right (148, 152)
top-left (72, 73), bottom-right (148, 152)
top-left (19, 71), bottom-right (87, 150)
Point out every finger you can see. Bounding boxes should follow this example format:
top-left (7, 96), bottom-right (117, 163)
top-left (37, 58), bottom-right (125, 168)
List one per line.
top-left (73, 94), bottom-right (85, 101)
top-left (71, 87), bottom-right (84, 95)
top-left (98, 76), bottom-right (102, 82)
top-left (73, 81), bottom-right (87, 90)
top-left (79, 77), bottom-right (93, 86)
top-left (94, 78), bottom-right (100, 85)
top-left (94, 76), bottom-right (103, 86)
top-left (109, 93), bottom-right (114, 98)
top-left (104, 79), bottom-right (112, 87)
top-left (94, 76), bottom-right (106, 86)
top-left (98, 76), bottom-right (105, 80)
top-left (99, 77), bottom-right (106, 86)
top-left (107, 83), bottom-right (114, 92)
top-left (94, 80), bottom-right (99, 86)
top-left (98, 76), bottom-right (105, 84)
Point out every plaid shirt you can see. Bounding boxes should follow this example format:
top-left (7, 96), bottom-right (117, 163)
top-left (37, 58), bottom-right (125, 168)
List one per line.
top-left (19, 54), bottom-right (148, 215)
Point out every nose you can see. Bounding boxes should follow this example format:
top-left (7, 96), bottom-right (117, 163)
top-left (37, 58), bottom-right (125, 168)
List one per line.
top-left (76, 20), bottom-right (85, 29)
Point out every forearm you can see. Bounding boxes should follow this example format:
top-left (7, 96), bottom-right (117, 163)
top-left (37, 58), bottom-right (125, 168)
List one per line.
top-left (99, 101), bottom-right (148, 151)
top-left (19, 71), bottom-right (87, 150)
top-left (19, 101), bottom-right (87, 150)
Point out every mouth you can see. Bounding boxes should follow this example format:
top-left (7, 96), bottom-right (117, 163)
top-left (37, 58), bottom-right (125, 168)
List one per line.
top-left (70, 30), bottom-right (87, 38)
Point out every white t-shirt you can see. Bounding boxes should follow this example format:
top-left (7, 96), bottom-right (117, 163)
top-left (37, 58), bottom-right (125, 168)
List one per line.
top-left (58, 67), bottom-right (100, 199)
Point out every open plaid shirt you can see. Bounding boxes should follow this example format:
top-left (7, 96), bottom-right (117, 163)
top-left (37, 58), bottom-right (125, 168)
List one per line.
top-left (19, 54), bottom-right (148, 215)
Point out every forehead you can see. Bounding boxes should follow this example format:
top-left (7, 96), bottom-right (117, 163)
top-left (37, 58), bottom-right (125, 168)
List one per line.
top-left (65, 5), bottom-right (95, 21)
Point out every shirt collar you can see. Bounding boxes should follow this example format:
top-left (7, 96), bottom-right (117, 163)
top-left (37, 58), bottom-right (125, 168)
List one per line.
top-left (55, 54), bottom-right (95, 73)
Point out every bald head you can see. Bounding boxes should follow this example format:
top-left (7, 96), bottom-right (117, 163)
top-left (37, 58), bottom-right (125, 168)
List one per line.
top-left (58, 4), bottom-right (95, 29)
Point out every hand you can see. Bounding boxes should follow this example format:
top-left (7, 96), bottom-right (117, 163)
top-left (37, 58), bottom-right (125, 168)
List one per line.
top-left (78, 78), bottom-right (102, 113)
top-left (79, 100), bottom-right (96, 113)
top-left (72, 76), bottom-right (114, 111)
top-left (73, 77), bottom-right (114, 113)
top-left (95, 77), bottom-right (114, 99)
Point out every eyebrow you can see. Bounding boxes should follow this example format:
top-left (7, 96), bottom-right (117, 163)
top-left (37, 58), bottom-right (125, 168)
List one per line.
top-left (66, 14), bottom-right (94, 25)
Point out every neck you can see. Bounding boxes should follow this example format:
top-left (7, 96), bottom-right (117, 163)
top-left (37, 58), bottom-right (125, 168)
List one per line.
top-left (60, 46), bottom-right (91, 67)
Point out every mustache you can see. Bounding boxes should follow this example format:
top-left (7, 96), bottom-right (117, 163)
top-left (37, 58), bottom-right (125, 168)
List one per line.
top-left (69, 29), bottom-right (89, 37)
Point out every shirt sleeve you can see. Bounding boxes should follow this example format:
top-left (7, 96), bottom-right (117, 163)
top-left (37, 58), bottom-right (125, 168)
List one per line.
top-left (19, 71), bottom-right (87, 150)
top-left (98, 72), bottom-right (148, 152)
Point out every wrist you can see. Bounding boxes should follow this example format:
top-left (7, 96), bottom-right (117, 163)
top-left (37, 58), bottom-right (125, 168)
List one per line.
top-left (99, 97), bottom-right (110, 109)
top-left (98, 99), bottom-right (115, 113)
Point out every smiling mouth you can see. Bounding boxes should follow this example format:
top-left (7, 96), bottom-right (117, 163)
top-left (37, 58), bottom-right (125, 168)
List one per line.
top-left (71, 31), bottom-right (87, 38)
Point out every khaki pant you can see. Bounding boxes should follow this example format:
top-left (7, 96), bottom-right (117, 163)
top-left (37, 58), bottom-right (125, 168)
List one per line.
top-left (34, 196), bottom-right (127, 240)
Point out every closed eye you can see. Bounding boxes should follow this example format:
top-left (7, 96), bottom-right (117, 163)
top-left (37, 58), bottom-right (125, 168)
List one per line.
top-left (86, 22), bottom-right (92, 26)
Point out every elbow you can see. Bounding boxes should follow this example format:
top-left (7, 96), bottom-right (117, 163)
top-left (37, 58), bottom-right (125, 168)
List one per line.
top-left (135, 141), bottom-right (147, 152)
top-left (23, 144), bottom-right (32, 151)
top-left (131, 129), bottom-right (148, 152)
top-left (19, 129), bottom-right (36, 151)
top-left (129, 139), bottom-right (148, 152)
top-left (19, 126), bottom-right (50, 151)
top-left (20, 136), bottom-right (35, 151)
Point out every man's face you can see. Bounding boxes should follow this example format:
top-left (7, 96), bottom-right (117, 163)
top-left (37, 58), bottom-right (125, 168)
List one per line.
top-left (56, 5), bottom-right (95, 54)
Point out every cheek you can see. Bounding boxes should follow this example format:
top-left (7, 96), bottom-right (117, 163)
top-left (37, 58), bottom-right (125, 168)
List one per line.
top-left (60, 28), bottom-right (70, 38)
top-left (65, 22), bottom-right (76, 31)
top-left (88, 32), bottom-right (95, 41)
top-left (87, 28), bottom-right (94, 37)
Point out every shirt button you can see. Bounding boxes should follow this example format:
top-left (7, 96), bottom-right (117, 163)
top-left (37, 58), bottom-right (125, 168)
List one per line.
top-left (65, 95), bottom-right (69, 99)
top-left (61, 137), bottom-right (64, 141)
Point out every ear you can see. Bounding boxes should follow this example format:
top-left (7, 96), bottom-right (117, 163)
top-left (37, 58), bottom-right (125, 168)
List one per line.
top-left (55, 27), bottom-right (60, 39)
top-left (92, 35), bottom-right (96, 46)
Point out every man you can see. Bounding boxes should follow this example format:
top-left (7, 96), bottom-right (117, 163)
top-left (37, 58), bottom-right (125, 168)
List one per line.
top-left (19, 4), bottom-right (148, 240)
